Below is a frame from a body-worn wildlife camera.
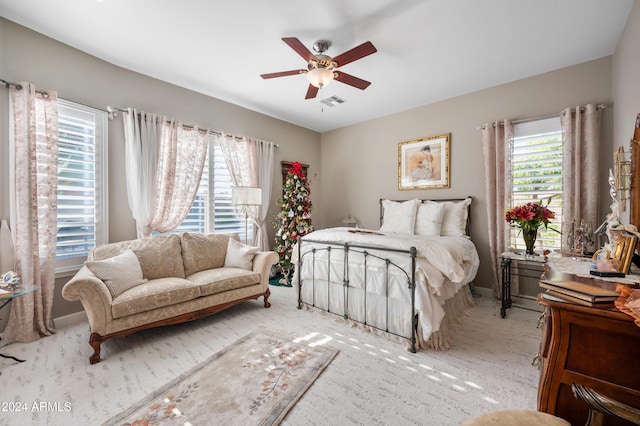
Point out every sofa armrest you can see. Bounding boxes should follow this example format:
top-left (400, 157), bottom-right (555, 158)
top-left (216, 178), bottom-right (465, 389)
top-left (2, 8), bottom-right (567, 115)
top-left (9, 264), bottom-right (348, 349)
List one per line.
top-left (62, 266), bottom-right (114, 335)
top-left (252, 251), bottom-right (279, 290)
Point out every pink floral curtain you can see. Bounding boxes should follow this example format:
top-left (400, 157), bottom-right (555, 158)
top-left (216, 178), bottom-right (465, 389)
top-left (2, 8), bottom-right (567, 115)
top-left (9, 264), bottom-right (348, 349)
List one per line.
top-left (216, 134), bottom-right (262, 246)
top-left (481, 120), bottom-right (513, 297)
top-left (4, 82), bottom-right (58, 344)
top-left (560, 104), bottom-right (602, 248)
top-left (149, 120), bottom-right (208, 233)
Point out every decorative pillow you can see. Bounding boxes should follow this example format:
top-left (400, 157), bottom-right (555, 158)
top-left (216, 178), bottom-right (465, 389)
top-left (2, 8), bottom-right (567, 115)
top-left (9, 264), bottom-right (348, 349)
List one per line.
top-left (224, 238), bottom-right (259, 270)
top-left (85, 250), bottom-right (148, 298)
top-left (133, 234), bottom-right (186, 279)
top-left (181, 233), bottom-right (235, 276)
top-left (441, 198), bottom-right (472, 237)
top-left (415, 201), bottom-right (445, 236)
top-left (380, 199), bottom-right (420, 234)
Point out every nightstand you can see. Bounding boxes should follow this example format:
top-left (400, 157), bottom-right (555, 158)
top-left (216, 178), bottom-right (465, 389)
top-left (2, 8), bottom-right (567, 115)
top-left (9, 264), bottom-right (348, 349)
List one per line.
top-left (499, 252), bottom-right (547, 318)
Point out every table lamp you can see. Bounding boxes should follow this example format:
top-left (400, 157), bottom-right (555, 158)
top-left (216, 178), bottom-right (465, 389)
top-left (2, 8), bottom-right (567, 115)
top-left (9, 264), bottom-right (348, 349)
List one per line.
top-left (231, 186), bottom-right (262, 245)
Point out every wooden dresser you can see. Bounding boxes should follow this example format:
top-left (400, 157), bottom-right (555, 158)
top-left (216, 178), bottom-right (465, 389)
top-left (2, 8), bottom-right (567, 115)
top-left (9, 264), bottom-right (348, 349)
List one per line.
top-left (537, 292), bottom-right (640, 425)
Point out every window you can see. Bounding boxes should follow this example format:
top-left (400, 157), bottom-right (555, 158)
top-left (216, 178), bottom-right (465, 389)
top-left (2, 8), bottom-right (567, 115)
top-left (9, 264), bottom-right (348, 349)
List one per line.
top-left (56, 100), bottom-right (108, 274)
top-left (509, 117), bottom-right (563, 251)
top-left (169, 137), bottom-right (250, 240)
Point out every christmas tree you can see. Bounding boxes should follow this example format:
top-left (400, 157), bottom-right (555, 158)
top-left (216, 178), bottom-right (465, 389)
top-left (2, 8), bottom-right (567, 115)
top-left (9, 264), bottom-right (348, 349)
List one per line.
top-left (274, 162), bottom-right (313, 274)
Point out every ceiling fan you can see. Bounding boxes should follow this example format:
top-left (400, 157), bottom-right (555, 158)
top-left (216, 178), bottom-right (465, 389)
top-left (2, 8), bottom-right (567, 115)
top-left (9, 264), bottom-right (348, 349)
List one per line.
top-left (260, 37), bottom-right (377, 99)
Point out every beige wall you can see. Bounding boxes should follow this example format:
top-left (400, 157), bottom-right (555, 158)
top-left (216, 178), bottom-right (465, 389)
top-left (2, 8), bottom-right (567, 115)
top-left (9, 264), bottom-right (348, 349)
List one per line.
top-left (0, 18), bottom-right (321, 321)
top-left (320, 57), bottom-right (614, 291)
top-left (613, 1), bottom-right (640, 227)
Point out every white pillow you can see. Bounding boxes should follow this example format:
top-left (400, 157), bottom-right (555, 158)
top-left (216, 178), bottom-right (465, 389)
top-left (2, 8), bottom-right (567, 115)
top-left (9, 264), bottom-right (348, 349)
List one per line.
top-left (415, 201), bottom-right (445, 236)
top-left (379, 199), bottom-right (420, 234)
top-left (224, 238), bottom-right (259, 270)
top-left (441, 198), bottom-right (472, 237)
top-left (85, 250), bottom-right (148, 298)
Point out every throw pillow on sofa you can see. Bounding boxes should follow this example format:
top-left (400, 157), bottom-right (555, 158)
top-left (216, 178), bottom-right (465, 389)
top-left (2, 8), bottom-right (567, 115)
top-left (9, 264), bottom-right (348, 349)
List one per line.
top-left (85, 249), bottom-right (148, 298)
top-left (224, 238), bottom-right (259, 270)
top-left (133, 234), bottom-right (186, 279)
top-left (181, 232), bottom-right (236, 276)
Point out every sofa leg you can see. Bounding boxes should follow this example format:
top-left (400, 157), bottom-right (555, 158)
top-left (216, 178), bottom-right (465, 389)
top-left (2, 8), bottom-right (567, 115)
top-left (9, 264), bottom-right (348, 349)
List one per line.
top-left (263, 288), bottom-right (271, 308)
top-left (89, 333), bottom-right (104, 365)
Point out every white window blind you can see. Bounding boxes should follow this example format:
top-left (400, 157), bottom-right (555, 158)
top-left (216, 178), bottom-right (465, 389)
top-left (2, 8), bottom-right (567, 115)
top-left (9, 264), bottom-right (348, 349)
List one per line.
top-left (56, 100), bottom-right (108, 273)
top-left (510, 117), bottom-right (563, 251)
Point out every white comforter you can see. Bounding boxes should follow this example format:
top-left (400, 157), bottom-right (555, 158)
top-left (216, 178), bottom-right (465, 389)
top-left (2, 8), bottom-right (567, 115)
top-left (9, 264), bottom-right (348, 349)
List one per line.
top-left (292, 227), bottom-right (480, 341)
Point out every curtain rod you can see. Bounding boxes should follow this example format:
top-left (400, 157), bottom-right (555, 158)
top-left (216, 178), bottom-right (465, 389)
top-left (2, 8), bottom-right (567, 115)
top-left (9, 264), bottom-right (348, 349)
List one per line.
top-left (1, 79), bottom-right (279, 148)
top-left (107, 106), bottom-right (280, 147)
top-left (2, 77), bottom-right (116, 113)
top-left (1, 78), bottom-right (52, 98)
top-left (477, 103), bottom-right (608, 130)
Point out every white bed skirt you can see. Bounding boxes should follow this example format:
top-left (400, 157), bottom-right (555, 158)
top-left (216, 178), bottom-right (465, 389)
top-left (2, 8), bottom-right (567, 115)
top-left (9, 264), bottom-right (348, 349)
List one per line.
top-left (298, 283), bottom-right (474, 351)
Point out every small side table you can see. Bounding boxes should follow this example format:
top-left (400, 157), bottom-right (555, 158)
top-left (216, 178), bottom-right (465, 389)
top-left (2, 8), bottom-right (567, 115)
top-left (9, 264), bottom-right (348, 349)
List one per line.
top-left (0, 285), bottom-right (38, 367)
top-left (499, 252), bottom-right (547, 318)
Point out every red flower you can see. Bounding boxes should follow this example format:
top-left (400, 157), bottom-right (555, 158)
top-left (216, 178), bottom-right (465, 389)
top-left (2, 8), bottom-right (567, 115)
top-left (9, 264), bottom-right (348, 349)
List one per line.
top-left (505, 201), bottom-right (556, 231)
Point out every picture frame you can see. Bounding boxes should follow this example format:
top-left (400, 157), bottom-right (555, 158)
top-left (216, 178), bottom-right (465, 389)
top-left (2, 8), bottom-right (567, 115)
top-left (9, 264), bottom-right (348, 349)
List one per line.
top-left (398, 133), bottom-right (450, 190)
top-left (612, 234), bottom-right (637, 274)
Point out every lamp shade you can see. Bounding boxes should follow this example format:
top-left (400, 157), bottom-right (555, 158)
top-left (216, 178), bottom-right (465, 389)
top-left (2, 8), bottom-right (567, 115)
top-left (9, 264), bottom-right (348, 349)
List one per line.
top-left (232, 186), bottom-right (262, 206)
top-left (306, 67), bottom-right (334, 88)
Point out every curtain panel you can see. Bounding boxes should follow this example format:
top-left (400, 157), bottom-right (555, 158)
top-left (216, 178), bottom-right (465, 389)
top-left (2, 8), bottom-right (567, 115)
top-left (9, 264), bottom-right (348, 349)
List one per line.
top-left (149, 120), bottom-right (208, 233)
top-left (481, 120), bottom-right (513, 297)
top-left (123, 109), bottom-right (162, 238)
top-left (216, 134), bottom-right (275, 249)
top-left (255, 140), bottom-right (275, 250)
top-left (4, 82), bottom-right (59, 344)
top-left (560, 104), bottom-right (602, 247)
top-left (123, 111), bottom-right (208, 237)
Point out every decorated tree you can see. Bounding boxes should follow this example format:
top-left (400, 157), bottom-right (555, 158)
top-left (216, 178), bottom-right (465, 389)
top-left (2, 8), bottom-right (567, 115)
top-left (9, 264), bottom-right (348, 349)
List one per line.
top-left (274, 162), bottom-right (313, 275)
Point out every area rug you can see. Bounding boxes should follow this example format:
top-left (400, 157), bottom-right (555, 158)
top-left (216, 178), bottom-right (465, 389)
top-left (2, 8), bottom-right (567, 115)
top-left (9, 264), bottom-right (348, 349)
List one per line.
top-left (102, 329), bottom-right (339, 426)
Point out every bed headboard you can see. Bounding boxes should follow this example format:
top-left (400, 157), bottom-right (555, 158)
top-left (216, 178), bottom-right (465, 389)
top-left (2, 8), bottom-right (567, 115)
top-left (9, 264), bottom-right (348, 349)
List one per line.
top-left (379, 197), bottom-right (472, 237)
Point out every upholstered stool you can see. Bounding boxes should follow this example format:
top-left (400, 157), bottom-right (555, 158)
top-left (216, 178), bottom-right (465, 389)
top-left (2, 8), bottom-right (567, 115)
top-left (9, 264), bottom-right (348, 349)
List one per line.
top-left (460, 410), bottom-right (570, 425)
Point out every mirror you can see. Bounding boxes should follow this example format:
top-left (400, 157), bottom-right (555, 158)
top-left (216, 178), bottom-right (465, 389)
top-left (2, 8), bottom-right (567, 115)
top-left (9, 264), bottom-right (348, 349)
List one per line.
top-left (615, 146), bottom-right (631, 211)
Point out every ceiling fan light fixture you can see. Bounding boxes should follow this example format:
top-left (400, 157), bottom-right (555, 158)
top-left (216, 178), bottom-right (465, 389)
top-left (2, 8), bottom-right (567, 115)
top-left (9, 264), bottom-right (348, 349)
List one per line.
top-left (306, 67), bottom-right (334, 88)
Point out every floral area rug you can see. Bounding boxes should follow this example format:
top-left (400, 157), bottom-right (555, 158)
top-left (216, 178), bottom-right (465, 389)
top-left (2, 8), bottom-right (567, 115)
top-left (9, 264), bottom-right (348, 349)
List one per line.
top-left (102, 329), bottom-right (338, 426)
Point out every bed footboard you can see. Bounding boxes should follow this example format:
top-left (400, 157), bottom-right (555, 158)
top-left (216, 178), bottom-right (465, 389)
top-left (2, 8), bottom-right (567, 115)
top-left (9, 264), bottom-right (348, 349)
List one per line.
top-left (296, 238), bottom-right (418, 353)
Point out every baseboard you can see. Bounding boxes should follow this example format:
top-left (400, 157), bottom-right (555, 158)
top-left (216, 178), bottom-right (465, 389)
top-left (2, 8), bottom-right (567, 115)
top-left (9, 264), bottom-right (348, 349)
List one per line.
top-left (54, 310), bottom-right (88, 329)
top-left (472, 285), bottom-right (493, 298)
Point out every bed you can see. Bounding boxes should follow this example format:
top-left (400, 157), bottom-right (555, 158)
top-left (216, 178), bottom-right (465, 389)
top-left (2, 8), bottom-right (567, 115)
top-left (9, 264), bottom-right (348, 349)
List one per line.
top-left (293, 197), bottom-right (480, 352)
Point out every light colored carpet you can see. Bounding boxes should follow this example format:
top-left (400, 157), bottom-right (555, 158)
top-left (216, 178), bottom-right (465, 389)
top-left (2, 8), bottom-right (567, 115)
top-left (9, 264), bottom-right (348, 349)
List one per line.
top-left (0, 285), bottom-right (541, 426)
top-left (102, 329), bottom-right (338, 426)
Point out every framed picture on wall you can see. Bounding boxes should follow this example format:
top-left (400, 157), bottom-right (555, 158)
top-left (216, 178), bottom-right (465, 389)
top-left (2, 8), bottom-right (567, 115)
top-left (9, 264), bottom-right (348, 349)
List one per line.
top-left (398, 133), bottom-right (450, 190)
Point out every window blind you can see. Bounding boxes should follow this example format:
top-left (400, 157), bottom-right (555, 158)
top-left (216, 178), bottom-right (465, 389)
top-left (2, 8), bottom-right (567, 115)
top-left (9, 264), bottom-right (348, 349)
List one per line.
top-left (56, 100), bottom-right (108, 272)
top-left (511, 117), bottom-right (563, 250)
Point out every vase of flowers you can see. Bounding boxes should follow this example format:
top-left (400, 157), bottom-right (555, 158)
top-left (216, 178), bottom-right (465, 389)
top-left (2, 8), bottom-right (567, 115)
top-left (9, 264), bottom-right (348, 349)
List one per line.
top-left (505, 201), bottom-right (556, 255)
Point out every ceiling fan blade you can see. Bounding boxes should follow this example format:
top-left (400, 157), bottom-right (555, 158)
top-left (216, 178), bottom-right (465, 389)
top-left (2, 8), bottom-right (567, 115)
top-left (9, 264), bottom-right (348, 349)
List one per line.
top-left (332, 41), bottom-right (377, 67)
top-left (334, 71), bottom-right (371, 90)
top-left (261, 70), bottom-right (306, 79)
top-left (305, 85), bottom-right (319, 99)
top-left (282, 37), bottom-right (316, 62)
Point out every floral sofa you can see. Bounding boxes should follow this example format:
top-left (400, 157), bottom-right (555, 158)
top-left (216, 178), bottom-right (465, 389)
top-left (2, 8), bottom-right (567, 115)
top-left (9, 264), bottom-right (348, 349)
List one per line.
top-left (62, 232), bottom-right (278, 364)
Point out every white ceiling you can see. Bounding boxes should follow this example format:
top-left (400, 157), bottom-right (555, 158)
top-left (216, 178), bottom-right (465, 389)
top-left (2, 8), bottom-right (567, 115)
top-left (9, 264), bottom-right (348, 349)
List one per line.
top-left (0, 0), bottom-right (634, 132)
